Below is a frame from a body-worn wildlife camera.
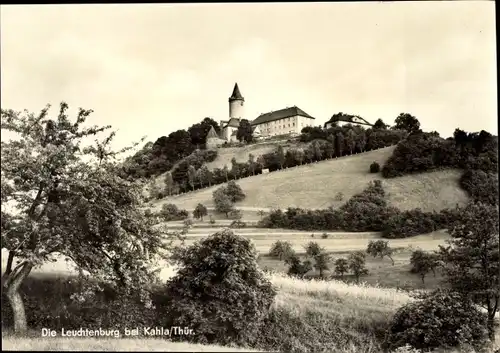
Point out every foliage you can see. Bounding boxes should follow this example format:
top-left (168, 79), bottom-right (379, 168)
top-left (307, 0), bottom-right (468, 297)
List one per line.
top-left (193, 203), bottom-right (208, 221)
top-left (1, 103), bottom-right (174, 332)
top-left (366, 240), bottom-right (394, 265)
top-left (269, 241), bottom-right (295, 261)
top-left (228, 209), bottom-right (243, 220)
top-left (236, 119), bottom-right (254, 143)
top-left (229, 220), bottom-right (246, 229)
top-left (369, 161), bottom-right (380, 173)
top-left (159, 203), bottom-right (189, 221)
top-left (348, 251), bottom-right (369, 283)
top-left (334, 258), bottom-right (349, 279)
top-left (285, 254), bottom-right (313, 278)
top-left (438, 202), bottom-right (500, 340)
top-left (373, 118), bottom-right (388, 130)
top-left (304, 241), bottom-right (323, 258)
top-left (392, 113), bottom-right (421, 135)
top-left (459, 169), bottom-right (499, 205)
top-left (409, 249), bottom-right (440, 284)
top-left (384, 290), bottom-right (489, 351)
top-left (158, 229), bottom-right (276, 345)
top-left (382, 129), bottom-right (498, 178)
top-left (259, 180), bottom-right (461, 238)
top-left (224, 181), bottom-right (246, 203)
top-left (212, 188), bottom-right (234, 217)
top-left (313, 252), bottom-right (331, 278)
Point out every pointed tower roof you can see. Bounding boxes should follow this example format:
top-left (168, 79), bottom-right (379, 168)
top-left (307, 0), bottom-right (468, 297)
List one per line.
top-left (206, 125), bottom-right (219, 139)
top-left (229, 83), bottom-right (244, 101)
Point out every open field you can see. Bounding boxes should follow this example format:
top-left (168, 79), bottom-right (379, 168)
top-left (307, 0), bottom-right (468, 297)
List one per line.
top-left (159, 146), bottom-right (469, 211)
top-left (259, 249), bottom-right (445, 290)
top-left (2, 227), bottom-right (449, 290)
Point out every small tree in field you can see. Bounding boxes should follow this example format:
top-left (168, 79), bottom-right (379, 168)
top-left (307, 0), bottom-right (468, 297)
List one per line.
top-left (348, 251), bottom-right (369, 283)
top-left (193, 203), bottom-right (208, 221)
top-left (439, 202), bottom-right (499, 341)
top-left (334, 258), bottom-right (349, 279)
top-left (314, 252), bottom-right (331, 278)
top-left (304, 241), bottom-right (323, 258)
top-left (225, 181), bottom-right (245, 203)
top-left (1, 103), bottom-right (175, 333)
top-left (161, 229), bottom-right (276, 345)
top-left (285, 253), bottom-right (313, 278)
top-left (409, 249), bottom-right (439, 284)
top-left (269, 240), bottom-right (295, 261)
top-left (257, 210), bottom-right (266, 219)
top-left (366, 240), bottom-right (395, 265)
top-left (213, 188), bottom-right (234, 218)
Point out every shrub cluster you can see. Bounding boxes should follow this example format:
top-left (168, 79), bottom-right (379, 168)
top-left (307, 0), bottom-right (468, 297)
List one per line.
top-left (259, 180), bottom-right (462, 238)
top-left (459, 169), bottom-right (499, 205)
top-left (384, 290), bottom-right (489, 351)
top-left (382, 130), bottom-right (498, 178)
top-left (212, 181), bottom-right (246, 218)
top-left (157, 229), bottom-right (276, 345)
top-left (158, 203), bottom-right (189, 221)
top-left (369, 161), bottom-right (380, 173)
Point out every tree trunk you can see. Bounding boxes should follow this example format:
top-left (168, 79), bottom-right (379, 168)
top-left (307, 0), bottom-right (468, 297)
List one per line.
top-left (487, 314), bottom-right (496, 341)
top-left (388, 256), bottom-right (394, 266)
top-left (4, 262), bottom-right (33, 333)
top-left (420, 274), bottom-right (425, 285)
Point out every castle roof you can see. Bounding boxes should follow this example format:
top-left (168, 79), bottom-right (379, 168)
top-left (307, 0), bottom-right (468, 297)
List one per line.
top-left (206, 125), bottom-right (219, 139)
top-left (225, 118), bottom-right (241, 128)
top-left (229, 83), bottom-right (244, 101)
top-left (251, 106), bottom-right (314, 126)
top-left (324, 113), bottom-right (372, 127)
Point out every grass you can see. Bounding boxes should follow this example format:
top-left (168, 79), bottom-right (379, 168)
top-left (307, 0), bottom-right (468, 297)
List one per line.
top-left (259, 249), bottom-right (445, 290)
top-left (158, 146), bottom-right (469, 211)
top-left (2, 335), bottom-right (261, 352)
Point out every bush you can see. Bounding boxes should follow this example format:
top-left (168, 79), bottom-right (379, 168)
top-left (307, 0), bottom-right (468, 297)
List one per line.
top-left (158, 229), bottom-right (276, 345)
top-left (459, 169), bottom-right (499, 205)
top-left (384, 290), bottom-right (489, 351)
top-left (229, 220), bottom-right (246, 229)
top-left (193, 203), bottom-right (208, 220)
top-left (369, 161), bottom-right (380, 173)
top-left (304, 241), bottom-right (322, 258)
top-left (269, 241), bottom-right (295, 261)
top-left (209, 215), bottom-right (216, 224)
top-left (228, 209), bottom-right (243, 220)
top-left (285, 254), bottom-right (313, 278)
top-left (225, 180), bottom-right (246, 202)
top-left (159, 203), bottom-right (189, 221)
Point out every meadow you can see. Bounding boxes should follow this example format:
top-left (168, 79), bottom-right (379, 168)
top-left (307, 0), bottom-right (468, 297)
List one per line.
top-left (159, 146), bottom-right (469, 211)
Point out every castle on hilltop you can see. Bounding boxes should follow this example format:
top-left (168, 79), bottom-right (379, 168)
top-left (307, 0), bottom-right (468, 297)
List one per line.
top-left (206, 83), bottom-right (316, 148)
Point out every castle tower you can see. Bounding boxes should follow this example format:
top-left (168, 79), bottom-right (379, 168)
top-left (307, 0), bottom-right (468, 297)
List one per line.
top-left (228, 82), bottom-right (245, 120)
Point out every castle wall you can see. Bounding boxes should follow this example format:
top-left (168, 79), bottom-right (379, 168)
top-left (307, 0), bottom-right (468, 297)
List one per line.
top-left (254, 115), bottom-right (315, 137)
top-left (229, 99), bottom-right (245, 120)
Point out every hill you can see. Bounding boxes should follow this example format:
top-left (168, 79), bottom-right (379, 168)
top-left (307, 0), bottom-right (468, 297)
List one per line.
top-left (157, 146), bottom-right (469, 211)
top-left (204, 139), bottom-right (301, 171)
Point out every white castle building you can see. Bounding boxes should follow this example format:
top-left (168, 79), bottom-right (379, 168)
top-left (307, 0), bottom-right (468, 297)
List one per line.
top-left (206, 83), bottom-right (316, 148)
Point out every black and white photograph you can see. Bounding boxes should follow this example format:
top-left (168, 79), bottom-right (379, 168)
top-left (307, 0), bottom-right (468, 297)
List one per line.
top-left (1, 2), bottom-right (498, 352)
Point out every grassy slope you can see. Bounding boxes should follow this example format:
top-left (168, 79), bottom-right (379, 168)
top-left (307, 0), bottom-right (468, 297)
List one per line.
top-left (158, 146), bottom-right (469, 211)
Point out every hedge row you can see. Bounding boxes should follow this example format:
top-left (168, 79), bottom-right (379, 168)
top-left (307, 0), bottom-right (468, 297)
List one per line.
top-left (259, 180), bottom-right (462, 238)
top-left (381, 131), bottom-right (498, 178)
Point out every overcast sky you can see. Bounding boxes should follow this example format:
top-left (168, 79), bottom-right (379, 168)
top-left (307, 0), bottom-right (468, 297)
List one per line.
top-left (1, 2), bottom-right (497, 149)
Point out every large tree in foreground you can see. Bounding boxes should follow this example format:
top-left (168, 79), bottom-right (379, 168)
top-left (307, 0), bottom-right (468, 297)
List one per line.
top-left (1, 103), bottom-right (178, 333)
top-left (439, 202), bottom-right (499, 341)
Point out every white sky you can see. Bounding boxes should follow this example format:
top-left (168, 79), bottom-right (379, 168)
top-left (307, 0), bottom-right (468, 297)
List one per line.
top-left (1, 2), bottom-right (497, 150)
